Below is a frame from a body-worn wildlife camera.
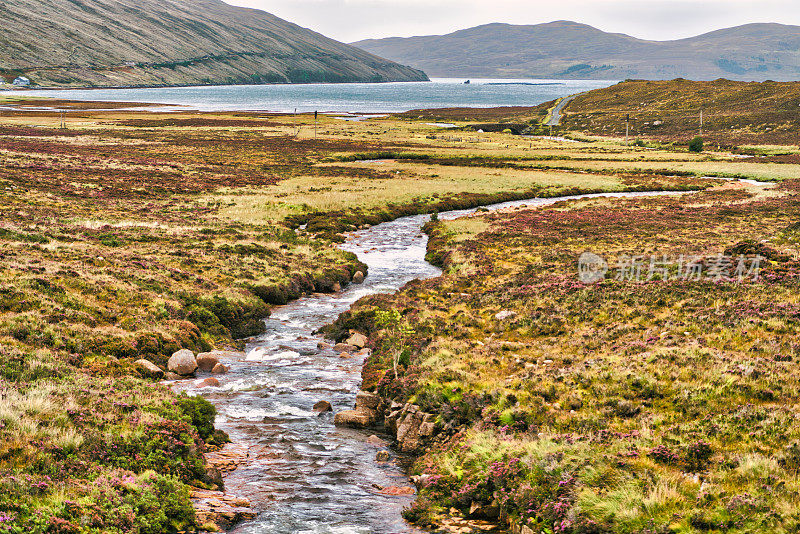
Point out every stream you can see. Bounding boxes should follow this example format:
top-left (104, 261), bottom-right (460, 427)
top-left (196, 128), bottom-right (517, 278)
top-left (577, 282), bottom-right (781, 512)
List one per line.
top-left (176, 190), bottom-right (689, 534)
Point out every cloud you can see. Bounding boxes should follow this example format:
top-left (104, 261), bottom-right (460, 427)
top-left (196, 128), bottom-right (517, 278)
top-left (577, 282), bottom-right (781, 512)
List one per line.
top-left (228, 0), bottom-right (799, 42)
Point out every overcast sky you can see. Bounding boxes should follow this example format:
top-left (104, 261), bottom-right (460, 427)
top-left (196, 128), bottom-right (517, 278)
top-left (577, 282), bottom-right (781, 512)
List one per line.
top-left (227, 0), bottom-right (796, 43)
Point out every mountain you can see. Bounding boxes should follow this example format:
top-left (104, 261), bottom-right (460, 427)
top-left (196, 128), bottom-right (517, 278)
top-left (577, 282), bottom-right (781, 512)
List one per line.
top-left (0, 0), bottom-right (428, 88)
top-left (352, 21), bottom-right (800, 82)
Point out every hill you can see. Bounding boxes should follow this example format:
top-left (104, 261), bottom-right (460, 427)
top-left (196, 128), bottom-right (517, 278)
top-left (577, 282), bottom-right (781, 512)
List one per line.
top-left (560, 79), bottom-right (800, 146)
top-left (353, 21), bottom-right (800, 82)
top-left (0, 0), bottom-right (428, 88)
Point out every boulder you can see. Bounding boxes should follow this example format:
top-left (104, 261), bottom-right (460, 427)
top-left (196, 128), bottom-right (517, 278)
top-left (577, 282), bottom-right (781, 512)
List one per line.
top-left (334, 343), bottom-right (357, 353)
top-left (168, 349), bottom-right (197, 376)
top-left (332, 282), bottom-right (342, 292)
top-left (313, 400), bottom-right (332, 413)
top-left (495, 310), bottom-right (518, 321)
top-left (199, 377), bottom-right (220, 388)
top-left (376, 451), bottom-right (391, 462)
top-left (196, 352), bottom-right (220, 372)
top-left (352, 271), bottom-right (365, 284)
top-left (211, 363), bottom-right (229, 374)
top-left (346, 332), bottom-right (368, 349)
top-left (317, 341), bottom-right (332, 350)
top-left (165, 372), bottom-right (184, 381)
top-left (356, 390), bottom-right (381, 410)
top-left (134, 359), bottom-right (164, 379)
top-left (334, 410), bottom-right (373, 428)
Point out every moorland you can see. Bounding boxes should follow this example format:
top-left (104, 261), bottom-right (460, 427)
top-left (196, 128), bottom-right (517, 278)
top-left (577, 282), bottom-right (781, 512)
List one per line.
top-left (0, 79), bottom-right (798, 533)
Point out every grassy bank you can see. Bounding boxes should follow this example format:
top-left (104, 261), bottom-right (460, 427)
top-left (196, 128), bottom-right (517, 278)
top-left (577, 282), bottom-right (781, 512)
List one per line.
top-left (338, 178), bottom-right (800, 533)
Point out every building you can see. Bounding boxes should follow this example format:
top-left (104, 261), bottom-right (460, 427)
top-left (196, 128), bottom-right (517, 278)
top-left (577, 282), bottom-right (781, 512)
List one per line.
top-left (12, 76), bottom-right (30, 87)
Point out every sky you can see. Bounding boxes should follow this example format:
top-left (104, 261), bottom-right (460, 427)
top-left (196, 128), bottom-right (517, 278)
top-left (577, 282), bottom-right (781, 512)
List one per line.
top-left (227, 0), bottom-right (797, 43)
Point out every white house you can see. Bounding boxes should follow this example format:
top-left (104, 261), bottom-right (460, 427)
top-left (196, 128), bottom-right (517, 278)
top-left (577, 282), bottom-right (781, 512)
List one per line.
top-left (12, 76), bottom-right (30, 87)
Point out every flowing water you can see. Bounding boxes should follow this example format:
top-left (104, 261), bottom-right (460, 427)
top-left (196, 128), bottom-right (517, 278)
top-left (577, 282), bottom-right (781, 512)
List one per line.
top-left (175, 190), bottom-right (686, 534)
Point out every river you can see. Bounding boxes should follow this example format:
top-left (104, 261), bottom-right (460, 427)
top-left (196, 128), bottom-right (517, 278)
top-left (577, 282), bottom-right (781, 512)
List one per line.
top-left (175, 190), bottom-right (686, 534)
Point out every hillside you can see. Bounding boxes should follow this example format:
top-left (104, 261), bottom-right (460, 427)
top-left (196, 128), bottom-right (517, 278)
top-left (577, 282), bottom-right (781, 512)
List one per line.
top-left (353, 21), bottom-right (800, 82)
top-left (0, 0), bottom-right (428, 88)
top-left (560, 78), bottom-right (800, 146)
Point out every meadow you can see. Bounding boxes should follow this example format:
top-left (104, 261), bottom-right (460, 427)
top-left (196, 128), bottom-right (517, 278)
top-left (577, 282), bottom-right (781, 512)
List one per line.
top-left (0, 91), bottom-right (798, 533)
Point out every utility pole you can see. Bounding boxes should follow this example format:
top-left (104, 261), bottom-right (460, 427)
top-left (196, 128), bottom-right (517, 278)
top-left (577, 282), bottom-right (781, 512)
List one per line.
top-left (700, 109), bottom-right (704, 137)
top-left (314, 110), bottom-right (318, 139)
top-left (625, 114), bottom-right (630, 146)
top-left (60, 110), bottom-right (66, 129)
top-left (293, 107), bottom-right (297, 137)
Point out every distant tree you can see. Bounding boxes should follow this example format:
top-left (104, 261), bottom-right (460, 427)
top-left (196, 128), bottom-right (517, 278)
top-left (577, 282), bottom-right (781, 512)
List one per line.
top-left (689, 137), bottom-right (704, 153)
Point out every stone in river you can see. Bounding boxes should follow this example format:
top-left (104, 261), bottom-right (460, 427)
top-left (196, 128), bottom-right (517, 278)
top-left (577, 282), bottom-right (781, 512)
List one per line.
top-left (352, 271), bottom-right (365, 284)
top-left (367, 435), bottom-right (387, 447)
top-left (313, 400), bottom-right (332, 413)
top-left (376, 451), bottom-right (391, 462)
top-left (199, 377), bottom-right (220, 388)
top-left (334, 343), bottom-right (357, 353)
top-left (334, 410), bottom-right (374, 427)
top-left (168, 349), bottom-right (197, 376)
top-left (196, 352), bottom-right (220, 372)
top-left (211, 363), bottom-right (229, 374)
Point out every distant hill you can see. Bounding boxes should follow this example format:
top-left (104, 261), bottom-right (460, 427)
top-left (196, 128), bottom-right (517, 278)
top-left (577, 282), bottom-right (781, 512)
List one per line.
top-left (0, 0), bottom-right (428, 88)
top-left (353, 21), bottom-right (800, 82)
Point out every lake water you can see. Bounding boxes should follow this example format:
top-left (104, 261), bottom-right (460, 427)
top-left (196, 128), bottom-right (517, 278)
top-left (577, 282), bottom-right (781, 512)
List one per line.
top-left (24, 78), bottom-right (617, 113)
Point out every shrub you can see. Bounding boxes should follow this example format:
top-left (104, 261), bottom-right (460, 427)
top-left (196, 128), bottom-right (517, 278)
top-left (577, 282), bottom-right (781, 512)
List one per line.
top-left (177, 394), bottom-right (216, 442)
top-left (689, 136), bottom-right (704, 152)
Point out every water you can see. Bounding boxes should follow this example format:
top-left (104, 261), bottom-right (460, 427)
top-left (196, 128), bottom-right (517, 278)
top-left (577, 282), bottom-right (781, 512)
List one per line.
top-left (24, 78), bottom-right (617, 113)
top-left (173, 190), bottom-right (686, 534)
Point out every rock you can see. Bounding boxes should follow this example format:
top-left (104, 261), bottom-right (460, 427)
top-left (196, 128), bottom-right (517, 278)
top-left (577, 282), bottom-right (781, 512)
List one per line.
top-left (334, 410), bottom-right (374, 428)
top-left (352, 271), bottom-right (365, 284)
top-left (191, 488), bottom-right (256, 531)
top-left (313, 400), bottom-right (332, 413)
top-left (317, 341), bottom-right (332, 350)
top-left (334, 343), bottom-right (357, 353)
top-left (419, 422), bottom-right (436, 437)
top-left (196, 352), bottom-right (220, 372)
top-left (134, 359), bottom-right (164, 379)
top-left (366, 435), bottom-right (387, 447)
top-left (495, 310), bottom-right (517, 321)
top-left (332, 282), bottom-right (342, 292)
top-left (378, 486), bottom-right (415, 496)
top-left (346, 332), bottom-right (368, 349)
top-left (211, 363), bottom-right (229, 374)
top-left (376, 451), bottom-right (391, 462)
top-left (356, 390), bottom-right (381, 410)
top-left (168, 349), bottom-right (197, 376)
top-left (199, 377), bottom-right (220, 388)
top-left (355, 348), bottom-right (372, 358)
top-left (165, 372), bottom-right (183, 381)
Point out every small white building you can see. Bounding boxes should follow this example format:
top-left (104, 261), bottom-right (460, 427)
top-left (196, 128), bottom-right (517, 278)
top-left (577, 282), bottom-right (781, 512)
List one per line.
top-left (12, 76), bottom-right (30, 87)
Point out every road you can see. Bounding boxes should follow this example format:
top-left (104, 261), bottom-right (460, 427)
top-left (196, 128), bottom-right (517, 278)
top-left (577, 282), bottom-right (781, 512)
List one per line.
top-left (546, 92), bottom-right (583, 126)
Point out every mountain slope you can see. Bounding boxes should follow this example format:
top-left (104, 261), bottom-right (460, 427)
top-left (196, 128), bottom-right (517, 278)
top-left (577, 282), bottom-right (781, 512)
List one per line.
top-left (0, 0), bottom-right (428, 87)
top-left (353, 21), bottom-right (800, 81)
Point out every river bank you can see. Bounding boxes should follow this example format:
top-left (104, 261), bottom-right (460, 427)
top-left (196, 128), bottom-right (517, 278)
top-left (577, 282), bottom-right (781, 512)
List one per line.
top-left (0, 98), bottom-right (796, 533)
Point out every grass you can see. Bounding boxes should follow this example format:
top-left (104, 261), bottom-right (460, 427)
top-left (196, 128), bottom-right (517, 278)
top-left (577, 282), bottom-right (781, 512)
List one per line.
top-left (340, 178), bottom-right (800, 533)
top-left (2, 86), bottom-right (800, 532)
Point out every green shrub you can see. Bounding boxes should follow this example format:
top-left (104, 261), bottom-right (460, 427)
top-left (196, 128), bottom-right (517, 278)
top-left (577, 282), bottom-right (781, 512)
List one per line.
top-left (689, 136), bottom-right (704, 152)
top-left (177, 394), bottom-right (216, 442)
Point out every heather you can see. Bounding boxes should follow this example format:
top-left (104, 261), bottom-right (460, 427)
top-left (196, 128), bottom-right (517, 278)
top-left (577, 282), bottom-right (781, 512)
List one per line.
top-left (1, 96), bottom-right (799, 532)
top-left (345, 182), bottom-right (800, 533)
